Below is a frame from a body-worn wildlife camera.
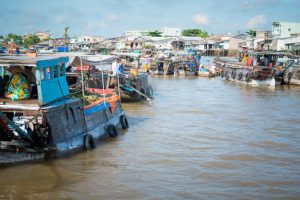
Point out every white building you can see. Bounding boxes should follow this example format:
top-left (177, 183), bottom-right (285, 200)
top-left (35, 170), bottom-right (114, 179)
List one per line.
top-left (161, 27), bottom-right (181, 37)
top-left (69, 35), bottom-right (104, 51)
top-left (125, 30), bottom-right (149, 38)
top-left (272, 22), bottom-right (300, 39)
top-left (35, 31), bottom-right (53, 41)
top-left (77, 35), bottom-right (104, 43)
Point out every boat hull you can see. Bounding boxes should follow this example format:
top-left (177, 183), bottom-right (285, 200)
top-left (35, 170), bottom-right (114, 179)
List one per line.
top-left (223, 63), bottom-right (276, 87)
top-left (120, 72), bottom-right (153, 101)
top-left (0, 99), bottom-right (126, 166)
top-left (0, 151), bottom-right (45, 166)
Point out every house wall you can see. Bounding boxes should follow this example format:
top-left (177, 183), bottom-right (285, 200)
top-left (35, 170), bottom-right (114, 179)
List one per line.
top-left (272, 22), bottom-right (300, 38)
top-left (229, 38), bottom-right (244, 50)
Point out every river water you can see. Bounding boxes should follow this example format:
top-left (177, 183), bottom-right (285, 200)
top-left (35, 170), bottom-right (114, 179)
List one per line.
top-left (1, 75), bottom-right (300, 199)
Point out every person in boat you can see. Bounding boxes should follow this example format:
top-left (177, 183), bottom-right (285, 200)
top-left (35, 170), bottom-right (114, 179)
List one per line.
top-left (195, 52), bottom-right (201, 64)
top-left (242, 52), bottom-right (249, 64)
top-left (119, 59), bottom-right (125, 74)
top-left (4, 67), bottom-right (30, 101)
top-left (262, 54), bottom-right (269, 66)
top-left (144, 55), bottom-right (151, 73)
top-left (112, 58), bottom-right (124, 76)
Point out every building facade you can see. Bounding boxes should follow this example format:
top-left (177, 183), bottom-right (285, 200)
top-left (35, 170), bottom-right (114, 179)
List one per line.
top-left (161, 27), bottom-right (181, 37)
top-left (272, 22), bottom-right (300, 39)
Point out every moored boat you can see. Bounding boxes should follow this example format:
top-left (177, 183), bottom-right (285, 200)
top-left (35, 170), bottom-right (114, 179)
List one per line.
top-left (215, 52), bottom-right (299, 87)
top-left (0, 55), bottom-right (128, 166)
top-left (67, 55), bottom-right (154, 102)
top-left (284, 62), bottom-right (300, 86)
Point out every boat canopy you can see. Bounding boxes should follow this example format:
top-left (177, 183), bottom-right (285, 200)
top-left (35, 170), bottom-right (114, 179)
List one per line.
top-left (0, 55), bottom-right (68, 66)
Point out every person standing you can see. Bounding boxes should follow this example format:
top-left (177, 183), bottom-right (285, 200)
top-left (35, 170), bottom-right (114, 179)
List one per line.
top-left (112, 58), bottom-right (121, 76)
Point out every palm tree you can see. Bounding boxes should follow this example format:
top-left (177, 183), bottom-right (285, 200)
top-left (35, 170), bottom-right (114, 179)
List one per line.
top-left (246, 30), bottom-right (256, 49)
top-left (64, 27), bottom-right (69, 38)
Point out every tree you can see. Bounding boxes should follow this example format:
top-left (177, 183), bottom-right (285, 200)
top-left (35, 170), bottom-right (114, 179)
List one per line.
top-left (182, 29), bottom-right (208, 38)
top-left (246, 30), bottom-right (256, 49)
top-left (4, 34), bottom-right (23, 45)
top-left (246, 29), bottom-right (256, 38)
top-left (0, 35), bottom-right (4, 39)
top-left (64, 26), bottom-right (69, 38)
top-left (147, 30), bottom-right (162, 37)
top-left (23, 35), bottom-right (40, 47)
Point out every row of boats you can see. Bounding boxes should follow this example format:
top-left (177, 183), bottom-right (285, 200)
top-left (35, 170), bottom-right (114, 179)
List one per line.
top-left (0, 54), bottom-right (153, 166)
top-left (214, 52), bottom-right (300, 87)
top-left (143, 49), bottom-right (299, 88)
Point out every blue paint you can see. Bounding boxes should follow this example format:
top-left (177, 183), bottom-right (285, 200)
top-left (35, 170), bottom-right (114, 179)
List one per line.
top-left (36, 57), bottom-right (69, 105)
top-left (84, 102), bottom-right (111, 115)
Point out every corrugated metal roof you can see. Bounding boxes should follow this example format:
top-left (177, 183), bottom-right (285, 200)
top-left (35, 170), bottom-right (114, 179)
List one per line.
top-left (0, 55), bottom-right (68, 66)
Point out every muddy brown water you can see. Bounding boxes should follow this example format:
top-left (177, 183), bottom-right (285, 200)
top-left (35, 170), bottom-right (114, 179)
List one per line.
top-left (1, 75), bottom-right (300, 199)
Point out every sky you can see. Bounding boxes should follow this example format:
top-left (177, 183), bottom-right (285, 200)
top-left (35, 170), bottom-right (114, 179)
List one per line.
top-left (0, 0), bottom-right (300, 38)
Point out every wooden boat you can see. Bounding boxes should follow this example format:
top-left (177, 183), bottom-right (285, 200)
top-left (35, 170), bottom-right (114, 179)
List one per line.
top-left (214, 52), bottom-right (299, 87)
top-left (284, 63), bottom-right (300, 86)
top-left (152, 51), bottom-right (199, 76)
top-left (104, 71), bottom-right (153, 102)
top-left (222, 63), bottom-right (276, 87)
top-left (67, 55), bottom-right (154, 102)
top-left (0, 55), bottom-right (128, 166)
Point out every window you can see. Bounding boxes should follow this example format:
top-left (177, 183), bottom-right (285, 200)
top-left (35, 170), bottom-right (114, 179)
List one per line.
top-left (60, 63), bottom-right (65, 76)
top-left (40, 68), bottom-right (45, 80)
top-left (46, 67), bottom-right (51, 80)
top-left (54, 65), bottom-right (59, 78)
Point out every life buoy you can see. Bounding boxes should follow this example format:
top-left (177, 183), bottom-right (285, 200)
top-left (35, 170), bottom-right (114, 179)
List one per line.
top-left (238, 72), bottom-right (243, 80)
top-left (231, 70), bottom-right (236, 79)
top-left (224, 70), bottom-right (229, 80)
top-left (107, 124), bottom-right (118, 137)
top-left (224, 70), bottom-right (228, 77)
top-left (245, 72), bottom-right (250, 82)
top-left (84, 134), bottom-right (96, 151)
top-left (120, 115), bottom-right (129, 129)
top-left (146, 85), bottom-right (153, 97)
top-left (250, 71), bottom-right (257, 78)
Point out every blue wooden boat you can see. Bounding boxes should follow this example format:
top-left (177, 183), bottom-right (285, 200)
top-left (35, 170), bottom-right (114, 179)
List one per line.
top-left (0, 55), bottom-right (128, 166)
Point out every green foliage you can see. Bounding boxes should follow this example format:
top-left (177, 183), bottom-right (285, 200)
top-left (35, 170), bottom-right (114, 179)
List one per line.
top-left (23, 35), bottom-right (40, 47)
top-left (182, 29), bottom-right (208, 38)
top-left (246, 30), bottom-right (256, 38)
top-left (147, 30), bottom-right (162, 37)
top-left (4, 34), bottom-right (23, 45)
top-left (0, 35), bottom-right (4, 39)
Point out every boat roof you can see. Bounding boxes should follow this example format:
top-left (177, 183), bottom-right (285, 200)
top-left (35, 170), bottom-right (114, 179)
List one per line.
top-left (0, 55), bottom-right (68, 66)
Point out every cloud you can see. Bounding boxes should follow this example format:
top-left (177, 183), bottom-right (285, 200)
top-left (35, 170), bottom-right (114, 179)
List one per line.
top-left (106, 14), bottom-right (119, 22)
top-left (192, 13), bottom-right (209, 25)
top-left (245, 15), bottom-right (266, 28)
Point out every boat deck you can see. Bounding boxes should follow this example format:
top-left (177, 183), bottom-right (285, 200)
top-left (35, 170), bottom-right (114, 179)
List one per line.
top-left (0, 98), bottom-right (39, 105)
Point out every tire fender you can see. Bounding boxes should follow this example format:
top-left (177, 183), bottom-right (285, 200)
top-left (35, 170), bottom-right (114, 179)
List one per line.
top-left (120, 115), bottom-right (129, 129)
top-left (107, 124), bottom-right (118, 137)
top-left (84, 134), bottom-right (96, 151)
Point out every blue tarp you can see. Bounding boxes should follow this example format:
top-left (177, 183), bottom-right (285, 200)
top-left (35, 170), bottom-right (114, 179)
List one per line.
top-left (84, 101), bottom-right (111, 115)
top-left (57, 46), bottom-right (69, 52)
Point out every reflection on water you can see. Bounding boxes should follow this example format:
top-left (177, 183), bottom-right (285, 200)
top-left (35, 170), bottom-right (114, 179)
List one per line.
top-left (1, 75), bottom-right (300, 199)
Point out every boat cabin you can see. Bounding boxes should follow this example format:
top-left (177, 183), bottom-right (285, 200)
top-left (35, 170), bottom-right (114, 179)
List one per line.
top-left (0, 55), bottom-right (69, 106)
